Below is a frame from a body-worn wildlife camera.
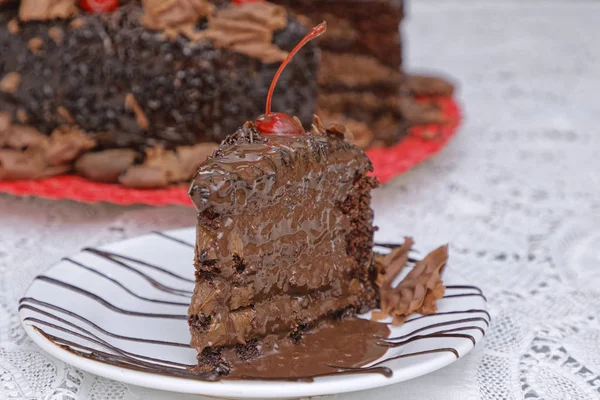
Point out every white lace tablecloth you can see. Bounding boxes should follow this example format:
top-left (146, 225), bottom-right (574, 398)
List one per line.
top-left (2, 2), bottom-right (600, 399)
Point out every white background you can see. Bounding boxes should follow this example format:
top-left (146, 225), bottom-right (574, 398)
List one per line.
top-left (2, 1), bottom-right (600, 399)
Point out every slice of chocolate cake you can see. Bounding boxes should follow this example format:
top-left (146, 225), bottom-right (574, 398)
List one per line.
top-left (187, 117), bottom-right (379, 365)
top-left (186, 21), bottom-right (380, 368)
top-left (185, 22), bottom-right (451, 375)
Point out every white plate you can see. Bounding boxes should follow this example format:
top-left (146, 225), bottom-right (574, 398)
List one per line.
top-left (19, 228), bottom-right (488, 399)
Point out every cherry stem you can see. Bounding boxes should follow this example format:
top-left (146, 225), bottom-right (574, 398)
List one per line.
top-left (265, 21), bottom-right (327, 115)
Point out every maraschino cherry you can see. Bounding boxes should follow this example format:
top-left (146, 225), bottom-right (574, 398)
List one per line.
top-left (79, 0), bottom-right (119, 13)
top-left (254, 21), bottom-right (327, 135)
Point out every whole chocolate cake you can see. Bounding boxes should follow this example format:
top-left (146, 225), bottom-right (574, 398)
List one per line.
top-left (0, 0), bottom-right (319, 187)
top-left (0, 0), bottom-right (454, 188)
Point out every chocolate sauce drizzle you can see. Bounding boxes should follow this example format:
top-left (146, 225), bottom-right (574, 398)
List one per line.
top-left (31, 275), bottom-right (187, 319)
top-left (152, 231), bottom-right (195, 248)
top-left (19, 236), bottom-right (490, 383)
top-left (19, 300), bottom-right (189, 348)
top-left (64, 258), bottom-right (190, 307)
top-left (83, 247), bottom-right (195, 285)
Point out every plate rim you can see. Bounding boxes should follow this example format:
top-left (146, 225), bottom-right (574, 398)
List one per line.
top-left (19, 227), bottom-right (488, 399)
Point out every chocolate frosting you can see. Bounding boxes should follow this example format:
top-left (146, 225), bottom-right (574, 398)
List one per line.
top-left (19, 0), bottom-right (77, 22)
top-left (74, 149), bottom-right (138, 183)
top-left (119, 142), bottom-right (217, 188)
top-left (200, 2), bottom-right (289, 63)
top-left (141, 0), bottom-right (214, 40)
top-left (0, 115), bottom-right (95, 180)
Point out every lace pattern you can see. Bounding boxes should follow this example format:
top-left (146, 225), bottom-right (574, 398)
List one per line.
top-left (1, 2), bottom-right (600, 399)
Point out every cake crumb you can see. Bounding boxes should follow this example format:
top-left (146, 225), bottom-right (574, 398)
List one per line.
top-left (125, 93), bottom-right (150, 130)
top-left (8, 19), bottom-right (20, 35)
top-left (48, 27), bottom-right (64, 45)
top-left (0, 72), bottom-right (22, 94)
top-left (28, 37), bottom-right (43, 55)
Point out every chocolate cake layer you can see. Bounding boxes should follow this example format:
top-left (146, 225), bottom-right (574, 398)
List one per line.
top-left (188, 121), bottom-right (378, 351)
top-left (0, 1), bottom-right (318, 150)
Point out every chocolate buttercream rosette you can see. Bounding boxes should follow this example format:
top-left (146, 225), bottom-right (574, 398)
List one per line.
top-left (0, 96), bottom-right (460, 206)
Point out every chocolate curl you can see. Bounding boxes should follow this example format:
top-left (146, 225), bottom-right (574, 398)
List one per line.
top-left (373, 240), bottom-right (448, 326)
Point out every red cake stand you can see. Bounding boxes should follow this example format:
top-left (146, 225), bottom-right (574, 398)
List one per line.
top-left (0, 97), bottom-right (461, 207)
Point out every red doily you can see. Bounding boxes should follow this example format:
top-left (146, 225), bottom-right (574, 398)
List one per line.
top-left (0, 97), bottom-right (461, 207)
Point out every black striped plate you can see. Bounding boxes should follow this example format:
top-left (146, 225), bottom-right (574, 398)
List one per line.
top-left (19, 228), bottom-right (488, 399)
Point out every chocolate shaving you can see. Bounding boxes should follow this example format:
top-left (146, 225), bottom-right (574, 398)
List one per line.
top-left (125, 93), bottom-right (150, 130)
top-left (0, 72), bottom-right (21, 94)
top-left (200, 3), bottom-right (288, 63)
top-left (57, 106), bottom-right (74, 123)
top-left (311, 114), bottom-right (326, 135)
top-left (316, 110), bottom-right (374, 149)
top-left (19, 0), bottom-right (77, 22)
top-left (141, 0), bottom-right (215, 40)
top-left (373, 239), bottom-right (448, 325)
top-left (326, 123), bottom-right (354, 142)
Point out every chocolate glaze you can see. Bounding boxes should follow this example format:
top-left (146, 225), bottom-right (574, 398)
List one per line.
top-left (226, 318), bottom-right (389, 379)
